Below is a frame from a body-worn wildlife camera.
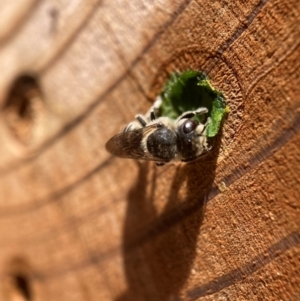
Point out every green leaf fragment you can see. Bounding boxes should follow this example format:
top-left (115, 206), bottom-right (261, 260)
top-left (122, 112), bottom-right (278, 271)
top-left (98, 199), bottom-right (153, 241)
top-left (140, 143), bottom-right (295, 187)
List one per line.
top-left (159, 70), bottom-right (228, 137)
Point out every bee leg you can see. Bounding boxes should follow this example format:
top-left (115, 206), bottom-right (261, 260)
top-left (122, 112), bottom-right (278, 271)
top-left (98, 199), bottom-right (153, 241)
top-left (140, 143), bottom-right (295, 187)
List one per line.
top-left (176, 107), bottom-right (208, 121)
top-left (123, 117), bottom-right (145, 132)
top-left (204, 116), bottom-right (211, 127)
top-left (123, 123), bottom-right (133, 132)
top-left (151, 96), bottom-right (163, 112)
top-left (147, 96), bottom-right (162, 121)
top-left (135, 114), bottom-right (148, 127)
top-left (195, 117), bottom-right (211, 135)
top-left (156, 162), bottom-right (165, 167)
top-left (195, 107), bottom-right (209, 116)
top-left (150, 107), bottom-right (160, 121)
top-left (150, 99), bottom-right (162, 120)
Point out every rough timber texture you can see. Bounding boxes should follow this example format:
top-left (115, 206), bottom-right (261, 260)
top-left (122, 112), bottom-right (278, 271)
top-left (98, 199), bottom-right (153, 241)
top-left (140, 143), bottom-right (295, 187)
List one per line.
top-left (0, 0), bottom-right (299, 300)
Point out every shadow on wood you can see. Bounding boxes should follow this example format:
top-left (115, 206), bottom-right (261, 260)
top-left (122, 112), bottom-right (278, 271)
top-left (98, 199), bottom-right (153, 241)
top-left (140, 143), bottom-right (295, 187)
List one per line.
top-left (116, 134), bottom-right (222, 301)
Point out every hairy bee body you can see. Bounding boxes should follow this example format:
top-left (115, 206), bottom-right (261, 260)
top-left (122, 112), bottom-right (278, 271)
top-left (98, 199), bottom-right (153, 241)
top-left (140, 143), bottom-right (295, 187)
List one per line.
top-left (106, 98), bottom-right (210, 166)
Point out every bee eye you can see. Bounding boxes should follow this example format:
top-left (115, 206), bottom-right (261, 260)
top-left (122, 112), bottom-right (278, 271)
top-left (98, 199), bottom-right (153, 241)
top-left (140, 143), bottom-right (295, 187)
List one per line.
top-left (182, 119), bottom-right (198, 134)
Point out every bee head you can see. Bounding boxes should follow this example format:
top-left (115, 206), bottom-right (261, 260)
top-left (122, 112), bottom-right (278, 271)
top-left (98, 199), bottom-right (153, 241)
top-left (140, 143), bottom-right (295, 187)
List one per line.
top-left (177, 119), bottom-right (206, 161)
top-left (146, 123), bottom-right (178, 160)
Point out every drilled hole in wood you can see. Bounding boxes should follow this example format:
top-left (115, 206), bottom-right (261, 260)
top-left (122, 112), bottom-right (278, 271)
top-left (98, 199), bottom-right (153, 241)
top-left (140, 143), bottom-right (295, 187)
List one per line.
top-left (2, 74), bottom-right (43, 146)
top-left (149, 47), bottom-right (243, 149)
top-left (3, 258), bottom-right (33, 301)
top-left (10, 274), bottom-right (32, 301)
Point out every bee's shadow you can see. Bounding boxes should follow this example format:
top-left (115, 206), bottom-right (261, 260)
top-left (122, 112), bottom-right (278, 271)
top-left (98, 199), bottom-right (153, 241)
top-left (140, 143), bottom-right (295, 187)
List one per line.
top-left (115, 133), bottom-right (221, 301)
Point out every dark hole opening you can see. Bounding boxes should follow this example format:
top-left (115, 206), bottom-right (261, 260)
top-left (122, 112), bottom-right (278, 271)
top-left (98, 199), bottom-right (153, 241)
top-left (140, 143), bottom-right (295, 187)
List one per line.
top-left (3, 75), bottom-right (39, 117)
top-left (2, 74), bottom-right (42, 145)
top-left (13, 274), bottom-right (32, 300)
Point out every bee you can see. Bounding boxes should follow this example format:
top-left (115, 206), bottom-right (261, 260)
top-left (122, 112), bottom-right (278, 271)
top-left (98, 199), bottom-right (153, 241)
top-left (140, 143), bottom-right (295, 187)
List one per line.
top-left (105, 97), bottom-right (211, 166)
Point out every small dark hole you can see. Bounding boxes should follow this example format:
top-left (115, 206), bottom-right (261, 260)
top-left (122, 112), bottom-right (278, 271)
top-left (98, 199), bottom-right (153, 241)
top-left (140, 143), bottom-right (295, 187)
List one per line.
top-left (3, 75), bottom-right (38, 118)
top-left (13, 274), bottom-right (32, 300)
top-left (3, 74), bottom-right (42, 145)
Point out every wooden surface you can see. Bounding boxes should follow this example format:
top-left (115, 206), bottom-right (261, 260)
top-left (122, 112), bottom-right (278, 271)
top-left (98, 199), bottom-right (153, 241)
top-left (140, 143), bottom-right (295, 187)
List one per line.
top-left (0, 0), bottom-right (300, 300)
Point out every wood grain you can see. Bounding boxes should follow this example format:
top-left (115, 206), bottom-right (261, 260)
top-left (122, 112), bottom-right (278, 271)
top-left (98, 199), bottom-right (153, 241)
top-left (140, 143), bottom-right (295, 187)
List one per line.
top-left (0, 0), bottom-right (299, 300)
